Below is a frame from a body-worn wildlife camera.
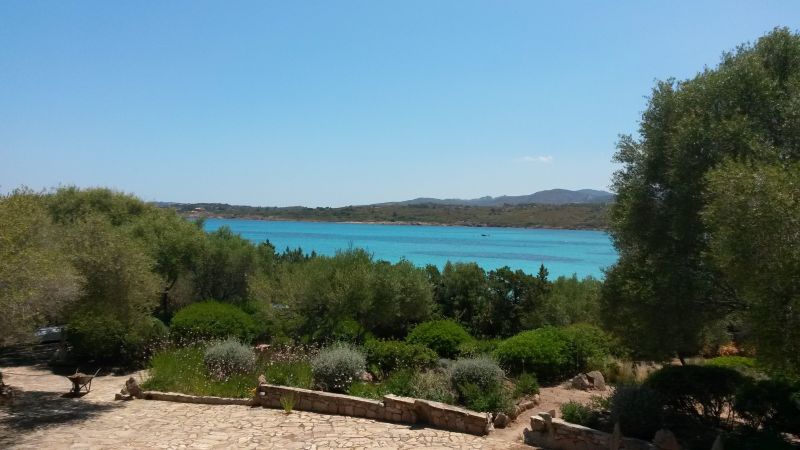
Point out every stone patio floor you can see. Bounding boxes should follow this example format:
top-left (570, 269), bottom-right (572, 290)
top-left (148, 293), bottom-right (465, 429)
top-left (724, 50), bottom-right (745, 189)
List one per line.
top-left (0, 364), bottom-right (533, 449)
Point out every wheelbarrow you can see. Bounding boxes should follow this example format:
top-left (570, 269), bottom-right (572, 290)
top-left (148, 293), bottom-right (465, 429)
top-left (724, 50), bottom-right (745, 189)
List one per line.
top-left (66, 368), bottom-right (101, 395)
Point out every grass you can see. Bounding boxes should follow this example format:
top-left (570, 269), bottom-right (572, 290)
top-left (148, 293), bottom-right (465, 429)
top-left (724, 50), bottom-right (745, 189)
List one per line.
top-left (142, 346), bottom-right (312, 398)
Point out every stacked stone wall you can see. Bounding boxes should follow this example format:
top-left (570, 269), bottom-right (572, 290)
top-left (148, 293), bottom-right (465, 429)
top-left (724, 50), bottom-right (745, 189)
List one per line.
top-left (256, 384), bottom-right (491, 435)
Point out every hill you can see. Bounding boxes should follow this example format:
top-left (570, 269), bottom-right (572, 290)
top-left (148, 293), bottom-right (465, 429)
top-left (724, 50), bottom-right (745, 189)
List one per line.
top-left (379, 189), bottom-right (614, 206)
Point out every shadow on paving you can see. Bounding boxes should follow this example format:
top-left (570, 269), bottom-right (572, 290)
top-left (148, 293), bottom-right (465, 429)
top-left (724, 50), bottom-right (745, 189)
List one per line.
top-left (0, 389), bottom-right (122, 443)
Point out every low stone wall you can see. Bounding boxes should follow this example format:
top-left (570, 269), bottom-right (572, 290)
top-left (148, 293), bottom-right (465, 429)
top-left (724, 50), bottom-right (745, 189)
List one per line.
top-left (524, 412), bottom-right (655, 450)
top-left (256, 383), bottom-right (491, 435)
top-left (142, 391), bottom-right (254, 406)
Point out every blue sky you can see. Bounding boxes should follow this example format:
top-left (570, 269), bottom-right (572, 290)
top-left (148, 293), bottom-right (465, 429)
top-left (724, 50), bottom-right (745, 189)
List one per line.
top-left (2, 1), bottom-right (798, 207)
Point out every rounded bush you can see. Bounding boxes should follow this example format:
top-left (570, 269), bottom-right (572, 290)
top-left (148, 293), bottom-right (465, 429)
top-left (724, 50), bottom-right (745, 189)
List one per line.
top-left (644, 365), bottom-right (743, 427)
top-left (203, 338), bottom-right (256, 379)
top-left (170, 301), bottom-right (256, 343)
top-left (494, 327), bottom-right (572, 380)
top-left (364, 339), bottom-right (437, 374)
top-left (561, 323), bottom-right (618, 371)
top-left (514, 372), bottom-right (540, 397)
top-left (610, 385), bottom-right (664, 439)
top-left (450, 356), bottom-right (505, 391)
top-left (311, 343), bottom-right (366, 392)
top-left (734, 379), bottom-right (800, 434)
top-left (406, 320), bottom-right (473, 358)
top-left (456, 339), bottom-right (500, 358)
top-left (67, 313), bottom-right (126, 362)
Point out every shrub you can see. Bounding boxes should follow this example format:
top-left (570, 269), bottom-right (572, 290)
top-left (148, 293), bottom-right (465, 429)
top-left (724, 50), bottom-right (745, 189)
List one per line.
top-left (67, 313), bottom-right (126, 362)
top-left (364, 339), bottom-right (437, 375)
top-left (644, 365), bottom-right (743, 428)
top-left (450, 357), bottom-right (505, 391)
top-left (561, 401), bottom-right (601, 428)
top-left (203, 338), bottom-right (256, 379)
top-left (610, 384), bottom-right (664, 440)
top-left (734, 379), bottom-right (800, 434)
top-left (514, 372), bottom-right (540, 397)
top-left (311, 343), bottom-right (366, 392)
top-left (494, 327), bottom-right (572, 380)
top-left (561, 323), bottom-right (618, 372)
top-left (409, 370), bottom-right (456, 404)
top-left (458, 382), bottom-right (514, 414)
top-left (67, 313), bottom-right (165, 365)
top-left (406, 320), bottom-right (473, 358)
top-left (170, 301), bottom-right (256, 343)
top-left (263, 361), bottom-right (313, 389)
top-left (457, 339), bottom-right (500, 358)
top-left (705, 356), bottom-right (765, 379)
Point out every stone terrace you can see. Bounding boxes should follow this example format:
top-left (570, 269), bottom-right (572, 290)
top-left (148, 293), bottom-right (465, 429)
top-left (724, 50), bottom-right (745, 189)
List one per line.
top-left (0, 365), bottom-right (532, 449)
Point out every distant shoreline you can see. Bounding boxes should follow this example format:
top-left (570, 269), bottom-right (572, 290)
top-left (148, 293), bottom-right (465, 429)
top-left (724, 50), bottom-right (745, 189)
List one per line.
top-left (186, 214), bottom-right (608, 232)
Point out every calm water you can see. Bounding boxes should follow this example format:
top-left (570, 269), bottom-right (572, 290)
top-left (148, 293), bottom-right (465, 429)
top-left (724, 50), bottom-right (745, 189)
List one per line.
top-left (203, 219), bottom-right (617, 279)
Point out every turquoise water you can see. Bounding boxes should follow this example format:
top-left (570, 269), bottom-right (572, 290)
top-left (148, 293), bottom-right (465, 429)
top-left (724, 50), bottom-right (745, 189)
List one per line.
top-left (203, 219), bottom-right (617, 279)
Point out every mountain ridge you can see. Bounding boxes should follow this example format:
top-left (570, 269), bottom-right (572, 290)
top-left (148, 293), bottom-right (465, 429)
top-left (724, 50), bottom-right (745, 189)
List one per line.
top-left (376, 189), bottom-right (614, 207)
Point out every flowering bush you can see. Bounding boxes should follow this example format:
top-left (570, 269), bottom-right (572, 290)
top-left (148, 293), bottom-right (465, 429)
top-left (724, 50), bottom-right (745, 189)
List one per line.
top-left (203, 338), bottom-right (256, 380)
top-left (311, 343), bottom-right (366, 392)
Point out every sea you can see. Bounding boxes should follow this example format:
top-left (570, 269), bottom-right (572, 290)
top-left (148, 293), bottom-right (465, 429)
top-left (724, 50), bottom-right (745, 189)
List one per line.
top-left (203, 219), bottom-right (617, 279)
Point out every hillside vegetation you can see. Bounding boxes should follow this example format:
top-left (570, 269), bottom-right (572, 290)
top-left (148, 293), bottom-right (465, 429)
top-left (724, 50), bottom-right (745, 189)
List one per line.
top-left (167, 202), bottom-right (611, 230)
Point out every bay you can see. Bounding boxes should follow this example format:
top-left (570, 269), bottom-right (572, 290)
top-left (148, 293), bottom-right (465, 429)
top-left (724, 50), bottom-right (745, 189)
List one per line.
top-left (203, 219), bottom-right (617, 278)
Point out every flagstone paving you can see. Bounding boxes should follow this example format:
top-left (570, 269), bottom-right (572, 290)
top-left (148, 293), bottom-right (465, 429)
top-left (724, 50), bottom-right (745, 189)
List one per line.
top-left (0, 365), bottom-right (532, 449)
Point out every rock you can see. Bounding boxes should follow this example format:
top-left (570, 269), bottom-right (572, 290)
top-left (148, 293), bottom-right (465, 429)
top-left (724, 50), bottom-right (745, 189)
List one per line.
top-left (533, 393), bottom-right (541, 405)
top-left (493, 412), bottom-right (510, 428)
top-left (257, 374), bottom-right (267, 385)
top-left (653, 429), bottom-right (681, 450)
top-left (125, 377), bottom-right (143, 398)
top-left (571, 373), bottom-right (592, 390)
top-left (586, 370), bottom-right (606, 390)
top-left (359, 371), bottom-right (374, 383)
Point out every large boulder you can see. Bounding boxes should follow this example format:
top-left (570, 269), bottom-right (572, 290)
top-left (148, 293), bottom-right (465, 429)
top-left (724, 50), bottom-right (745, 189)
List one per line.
top-left (586, 370), bottom-right (606, 390)
top-left (571, 373), bottom-right (592, 390)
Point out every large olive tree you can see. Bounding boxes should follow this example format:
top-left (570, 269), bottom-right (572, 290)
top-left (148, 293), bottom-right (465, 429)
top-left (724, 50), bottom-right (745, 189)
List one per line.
top-left (601, 28), bottom-right (800, 362)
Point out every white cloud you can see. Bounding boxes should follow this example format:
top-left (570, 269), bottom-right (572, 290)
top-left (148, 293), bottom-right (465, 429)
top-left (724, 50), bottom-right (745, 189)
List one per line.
top-left (517, 155), bottom-right (554, 163)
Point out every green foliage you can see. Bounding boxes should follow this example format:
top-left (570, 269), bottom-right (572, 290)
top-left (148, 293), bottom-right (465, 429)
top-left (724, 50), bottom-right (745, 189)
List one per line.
top-left (406, 320), bottom-right (473, 358)
top-left (526, 275), bottom-right (602, 328)
top-left (514, 372), bottom-right (540, 397)
top-left (560, 401), bottom-right (602, 429)
top-left (431, 263), bottom-right (488, 334)
top-left (364, 339), bottom-right (437, 375)
top-left (203, 338), bottom-right (256, 380)
top-left (456, 339), bottom-right (500, 358)
top-left (311, 343), bottom-right (366, 392)
top-left (0, 189), bottom-right (82, 345)
top-left (262, 361), bottom-right (313, 389)
top-left (274, 249), bottom-right (434, 342)
top-left (609, 385), bottom-right (664, 440)
top-left (450, 357), bottom-right (505, 391)
top-left (456, 382), bottom-right (514, 415)
top-left (723, 429), bottom-right (797, 450)
top-left (704, 161), bottom-right (800, 378)
top-left (280, 393), bottom-right (295, 413)
top-left (142, 346), bottom-right (257, 398)
top-left (170, 301), bottom-right (256, 343)
top-left (67, 313), bottom-right (126, 362)
top-left (644, 365), bottom-right (743, 428)
top-left (602, 28), bottom-right (800, 362)
top-left (734, 379), bottom-right (800, 434)
top-left (193, 227), bottom-right (259, 303)
top-left (173, 202), bottom-right (611, 230)
top-left (561, 323), bottom-right (620, 372)
top-left (494, 327), bottom-right (572, 380)
top-left (408, 370), bottom-right (456, 404)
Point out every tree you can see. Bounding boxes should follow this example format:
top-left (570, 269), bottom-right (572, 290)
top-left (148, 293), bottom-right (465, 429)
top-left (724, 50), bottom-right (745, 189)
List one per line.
top-left (602, 28), bottom-right (800, 361)
top-left (432, 262), bottom-right (488, 333)
top-left (193, 226), bottom-right (258, 303)
top-left (704, 161), bottom-right (800, 377)
top-left (0, 189), bottom-right (82, 345)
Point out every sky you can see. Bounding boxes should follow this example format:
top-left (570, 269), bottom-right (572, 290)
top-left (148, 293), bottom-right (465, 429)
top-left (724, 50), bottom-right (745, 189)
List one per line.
top-left (1, 1), bottom-right (798, 207)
